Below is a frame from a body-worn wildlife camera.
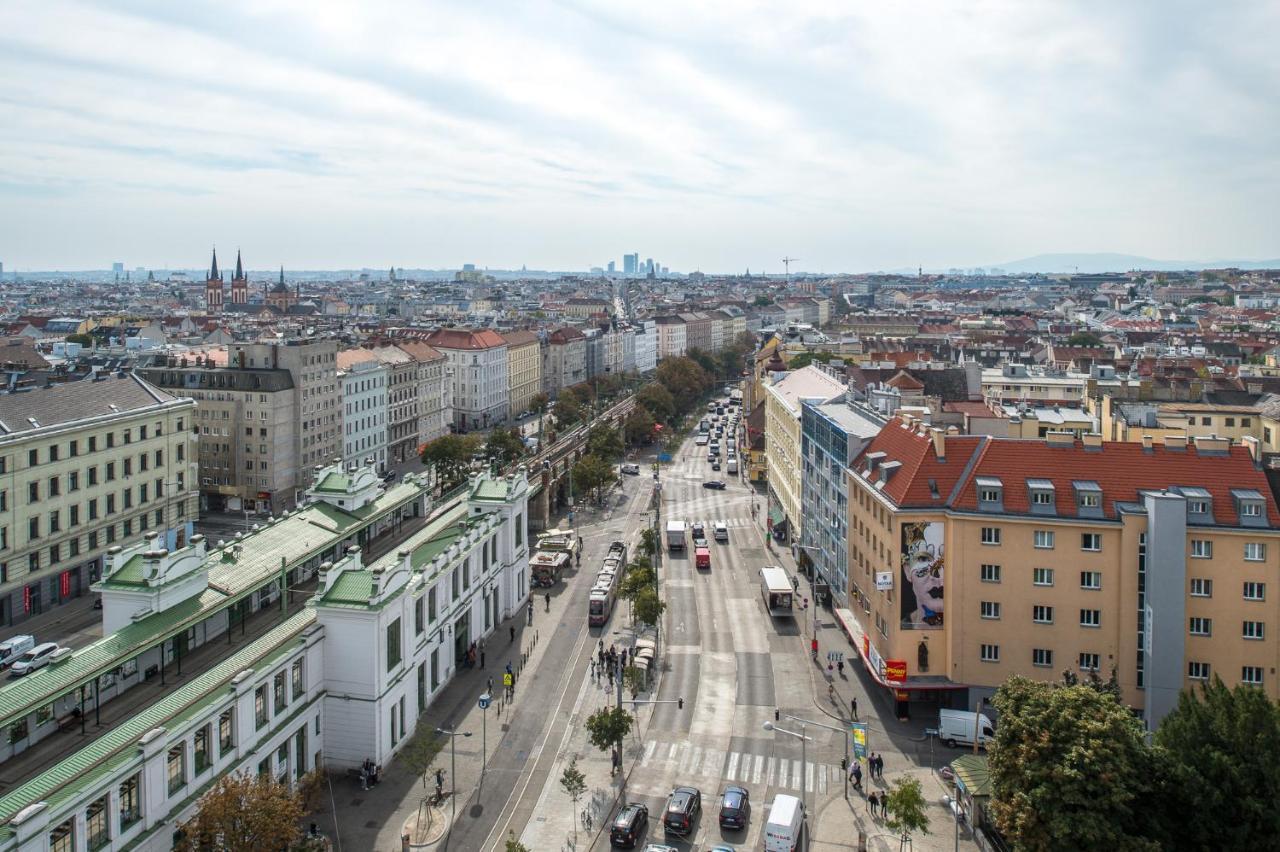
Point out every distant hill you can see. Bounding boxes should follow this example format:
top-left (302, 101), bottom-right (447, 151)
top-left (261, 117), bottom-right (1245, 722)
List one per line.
top-left (991, 252), bottom-right (1280, 274)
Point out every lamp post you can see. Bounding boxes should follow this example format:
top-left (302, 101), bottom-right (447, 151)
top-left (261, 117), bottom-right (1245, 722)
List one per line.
top-left (779, 712), bottom-right (850, 799)
top-left (764, 720), bottom-right (812, 850)
top-left (972, 696), bottom-right (988, 755)
top-left (795, 543), bottom-right (823, 640)
top-left (435, 726), bottom-right (472, 825)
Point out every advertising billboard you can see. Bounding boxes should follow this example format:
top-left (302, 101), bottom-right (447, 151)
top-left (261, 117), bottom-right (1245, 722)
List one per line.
top-left (900, 520), bottom-right (944, 629)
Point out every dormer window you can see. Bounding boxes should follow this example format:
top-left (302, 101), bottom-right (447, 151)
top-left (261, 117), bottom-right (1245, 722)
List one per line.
top-left (1242, 502), bottom-right (1261, 518)
top-left (1026, 479), bottom-right (1056, 516)
top-left (1072, 481), bottom-right (1104, 519)
top-left (1032, 491), bottom-right (1053, 506)
top-left (976, 477), bottom-right (1003, 512)
top-left (1231, 489), bottom-right (1267, 528)
top-left (1188, 500), bottom-right (1208, 514)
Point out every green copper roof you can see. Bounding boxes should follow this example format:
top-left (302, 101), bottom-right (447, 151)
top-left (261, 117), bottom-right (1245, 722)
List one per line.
top-left (471, 478), bottom-right (511, 501)
top-left (105, 554), bottom-right (149, 587)
top-left (318, 571), bottom-right (374, 608)
top-left (313, 471), bottom-right (350, 493)
top-left (0, 609), bottom-right (316, 831)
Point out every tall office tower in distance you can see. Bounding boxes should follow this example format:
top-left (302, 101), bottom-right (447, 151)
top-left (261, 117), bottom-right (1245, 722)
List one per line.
top-left (607, 260), bottom-right (616, 273)
top-left (623, 253), bottom-right (637, 274)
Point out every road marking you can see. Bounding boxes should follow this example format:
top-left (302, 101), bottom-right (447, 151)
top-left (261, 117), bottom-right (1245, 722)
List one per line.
top-left (752, 754), bottom-right (764, 785)
top-left (805, 761), bottom-right (815, 795)
top-left (643, 740), bottom-right (657, 764)
top-left (726, 751), bottom-right (740, 781)
top-left (703, 747), bottom-right (722, 777)
top-left (792, 759), bottom-right (803, 790)
top-left (765, 757), bottom-right (775, 787)
top-left (686, 745), bottom-right (703, 775)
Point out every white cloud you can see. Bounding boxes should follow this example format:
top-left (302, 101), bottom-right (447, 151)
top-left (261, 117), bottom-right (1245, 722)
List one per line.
top-left (0, 0), bottom-right (1276, 271)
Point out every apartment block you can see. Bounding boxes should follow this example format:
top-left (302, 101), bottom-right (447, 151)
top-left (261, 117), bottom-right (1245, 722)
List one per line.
top-left (423, 329), bottom-right (509, 431)
top-left (337, 349), bottom-right (389, 472)
top-left (499, 330), bottom-right (541, 417)
top-left (843, 419), bottom-right (1280, 729)
top-left (0, 374), bottom-right (197, 625)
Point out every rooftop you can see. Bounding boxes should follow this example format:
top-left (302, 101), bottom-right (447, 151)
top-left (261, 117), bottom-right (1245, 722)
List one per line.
top-left (0, 373), bottom-right (179, 437)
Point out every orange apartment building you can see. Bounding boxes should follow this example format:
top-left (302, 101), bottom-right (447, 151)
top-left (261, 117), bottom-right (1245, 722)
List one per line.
top-left (841, 415), bottom-right (1280, 729)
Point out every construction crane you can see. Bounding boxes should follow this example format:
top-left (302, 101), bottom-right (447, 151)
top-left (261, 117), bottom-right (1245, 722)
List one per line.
top-left (782, 256), bottom-right (799, 285)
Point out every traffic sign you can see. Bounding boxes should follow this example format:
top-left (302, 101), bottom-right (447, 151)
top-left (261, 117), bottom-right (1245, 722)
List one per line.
top-left (503, 672), bottom-right (514, 687)
top-left (478, 692), bottom-right (491, 710)
top-left (827, 651), bottom-right (845, 663)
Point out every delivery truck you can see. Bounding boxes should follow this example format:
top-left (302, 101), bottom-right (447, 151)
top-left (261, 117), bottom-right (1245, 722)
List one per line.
top-left (666, 520), bottom-right (687, 551)
top-left (938, 708), bottom-right (995, 749)
top-left (764, 793), bottom-right (804, 851)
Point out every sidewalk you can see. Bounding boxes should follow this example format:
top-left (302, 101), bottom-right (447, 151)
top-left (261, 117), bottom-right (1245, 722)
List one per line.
top-left (813, 764), bottom-right (977, 851)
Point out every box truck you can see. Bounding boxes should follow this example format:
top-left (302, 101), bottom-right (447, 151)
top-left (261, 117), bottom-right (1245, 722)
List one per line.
top-left (939, 708), bottom-right (995, 749)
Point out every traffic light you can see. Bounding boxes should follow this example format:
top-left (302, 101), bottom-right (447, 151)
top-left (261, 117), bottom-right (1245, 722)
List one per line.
top-left (677, 697), bottom-right (684, 710)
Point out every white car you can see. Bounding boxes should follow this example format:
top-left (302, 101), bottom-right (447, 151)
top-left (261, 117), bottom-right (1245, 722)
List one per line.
top-left (9, 642), bottom-right (58, 677)
top-left (620, 463), bottom-right (641, 475)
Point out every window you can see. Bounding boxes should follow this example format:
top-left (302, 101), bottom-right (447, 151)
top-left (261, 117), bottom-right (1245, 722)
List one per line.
top-left (274, 671), bottom-right (287, 714)
top-left (254, 685), bottom-right (268, 729)
top-left (979, 487), bottom-right (1000, 502)
top-left (980, 601), bottom-right (1001, 619)
top-left (86, 793), bottom-right (110, 850)
top-left (167, 744), bottom-right (186, 795)
top-left (415, 596), bottom-right (425, 635)
top-left (28, 517), bottom-right (39, 541)
top-left (1080, 609), bottom-right (1101, 628)
top-left (1242, 666), bottom-right (1264, 686)
top-left (1225, 417), bottom-right (1236, 427)
top-left (981, 527), bottom-right (1001, 545)
top-left (1245, 542), bottom-right (1266, 562)
top-left (1078, 492), bottom-right (1100, 508)
top-left (48, 511), bottom-right (59, 533)
top-left (979, 643), bottom-right (1000, 662)
top-left (49, 819), bottom-right (73, 852)
top-left (1081, 533), bottom-right (1101, 552)
top-left (1190, 539), bottom-right (1212, 559)
top-left (1080, 571), bottom-right (1101, 590)
top-left (1033, 605), bottom-right (1054, 624)
top-left (386, 617), bottom-right (402, 671)
top-left (1189, 617), bottom-right (1212, 636)
top-left (515, 514), bottom-right (523, 547)
top-left (1188, 661), bottom-right (1211, 681)
top-left (1033, 530), bottom-right (1055, 549)
top-left (463, 557), bottom-right (471, 589)
top-left (1244, 582), bottom-right (1266, 601)
top-left (69, 471), bottom-right (78, 491)
top-left (1032, 648), bottom-right (1053, 668)
top-left (292, 659), bottom-right (304, 701)
top-left (1190, 578), bottom-right (1213, 597)
top-left (451, 569), bottom-right (459, 598)
top-left (1033, 567), bottom-right (1054, 586)
top-left (27, 449), bottom-right (37, 467)
top-left (1241, 502), bottom-right (1262, 518)
top-left (1243, 621), bottom-right (1265, 640)
top-left (980, 564), bottom-right (1001, 583)
top-left (27, 482), bottom-right (38, 503)
top-left (119, 774), bottom-right (141, 829)
top-left (194, 724), bottom-right (212, 773)
top-left (88, 466), bottom-right (97, 486)
top-left (219, 708), bottom-right (235, 755)
top-left (48, 476), bottom-right (59, 497)
top-left (1079, 652), bottom-right (1100, 671)
top-left (1032, 490), bottom-right (1053, 506)
top-left (428, 587), bottom-right (438, 623)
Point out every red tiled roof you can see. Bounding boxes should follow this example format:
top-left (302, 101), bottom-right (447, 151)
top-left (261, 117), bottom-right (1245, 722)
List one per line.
top-left (885, 370), bottom-right (925, 391)
top-left (423, 328), bottom-right (507, 350)
top-left (953, 438), bottom-right (1279, 526)
top-left (853, 421), bottom-right (982, 507)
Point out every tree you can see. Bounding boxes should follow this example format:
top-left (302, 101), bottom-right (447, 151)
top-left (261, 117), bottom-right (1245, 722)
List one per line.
top-left (175, 773), bottom-right (303, 852)
top-left (572, 454), bottom-right (615, 503)
top-left (485, 427), bottom-right (526, 468)
top-left (554, 390), bottom-right (585, 427)
top-left (586, 423), bottom-right (624, 462)
top-left (636, 383), bottom-right (676, 423)
top-left (1154, 677), bottom-right (1280, 849)
top-left (752, 295), bottom-right (773, 307)
top-left (624, 664), bottom-right (646, 697)
top-left (623, 406), bottom-right (657, 446)
top-left (1065, 331), bottom-right (1104, 347)
top-left (420, 434), bottom-right (481, 490)
top-left (632, 586), bottom-right (666, 627)
top-left (505, 835), bottom-right (531, 852)
top-left (619, 561), bottom-right (655, 604)
top-left (66, 332), bottom-right (94, 347)
top-left (530, 392), bottom-right (549, 414)
top-left (398, 728), bottom-right (446, 828)
top-left (559, 757), bottom-right (588, 845)
top-left (687, 347), bottom-right (718, 377)
top-left (989, 676), bottom-right (1165, 852)
top-left (585, 706), bottom-right (634, 768)
top-left (884, 776), bottom-right (929, 851)
top-left (638, 527), bottom-right (658, 558)
top-left (655, 357), bottom-right (712, 416)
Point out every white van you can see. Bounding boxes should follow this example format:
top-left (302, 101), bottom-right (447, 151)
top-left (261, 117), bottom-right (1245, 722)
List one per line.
top-left (939, 708), bottom-right (995, 749)
top-left (727, 458), bottom-right (738, 474)
top-left (764, 793), bottom-right (804, 851)
top-left (620, 463), bottom-right (640, 475)
top-left (0, 635), bottom-right (34, 670)
top-left (9, 642), bottom-right (58, 677)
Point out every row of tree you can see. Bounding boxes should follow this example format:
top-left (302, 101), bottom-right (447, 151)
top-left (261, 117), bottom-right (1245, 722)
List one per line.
top-left (989, 673), bottom-right (1280, 850)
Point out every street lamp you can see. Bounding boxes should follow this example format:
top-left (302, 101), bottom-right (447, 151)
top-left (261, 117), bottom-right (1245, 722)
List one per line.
top-left (795, 543), bottom-right (824, 640)
top-left (763, 720), bottom-right (813, 850)
top-left (435, 726), bottom-right (473, 825)
top-left (778, 711), bottom-right (850, 799)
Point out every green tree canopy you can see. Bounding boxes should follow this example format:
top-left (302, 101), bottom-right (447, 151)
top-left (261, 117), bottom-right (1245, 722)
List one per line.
top-left (1154, 677), bottom-right (1280, 849)
top-left (584, 706), bottom-right (633, 755)
top-left (623, 406), bottom-right (657, 446)
top-left (529, 392), bottom-right (549, 413)
top-left (989, 676), bottom-right (1167, 852)
top-left (586, 423), bottom-right (624, 461)
top-left (175, 773), bottom-right (303, 852)
top-left (655, 357), bottom-right (712, 416)
top-left (638, 527), bottom-right (658, 558)
top-left (632, 586), bottom-right (666, 627)
top-left (559, 757), bottom-right (588, 843)
top-left (884, 776), bottom-right (930, 846)
top-left (1065, 331), bottom-right (1104, 347)
top-left (66, 332), bottom-right (94, 347)
top-left (572, 454), bottom-right (615, 503)
top-left (636, 383), bottom-right (676, 423)
top-left (619, 562), bottom-right (655, 603)
top-left (485, 427), bottom-right (526, 468)
top-left (420, 434), bottom-right (482, 490)
top-left (687, 347), bottom-right (718, 377)
top-left (752, 295), bottom-right (773, 307)
top-left (554, 391), bottom-right (585, 427)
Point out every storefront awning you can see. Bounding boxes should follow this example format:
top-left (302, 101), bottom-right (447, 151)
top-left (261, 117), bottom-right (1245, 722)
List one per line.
top-left (768, 505), bottom-right (787, 528)
top-left (951, 754), bottom-right (992, 798)
top-left (835, 607), bottom-right (966, 693)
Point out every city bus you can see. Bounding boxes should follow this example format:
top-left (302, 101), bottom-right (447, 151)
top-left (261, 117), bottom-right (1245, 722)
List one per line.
top-left (760, 567), bottom-right (794, 617)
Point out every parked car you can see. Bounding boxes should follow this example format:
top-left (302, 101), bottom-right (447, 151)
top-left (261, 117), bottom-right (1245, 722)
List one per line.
top-left (663, 786), bottom-right (701, 835)
top-left (0, 635), bottom-right (35, 670)
top-left (620, 463), bottom-right (641, 475)
top-left (9, 642), bottom-right (58, 677)
top-left (702, 480), bottom-right (727, 490)
top-left (610, 802), bottom-right (648, 848)
top-left (719, 785), bottom-right (750, 830)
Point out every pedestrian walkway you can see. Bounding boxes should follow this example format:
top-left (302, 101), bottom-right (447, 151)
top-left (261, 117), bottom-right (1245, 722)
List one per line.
top-left (632, 739), bottom-right (845, 795)
top-left (813, 765), bottom-right (979, 851)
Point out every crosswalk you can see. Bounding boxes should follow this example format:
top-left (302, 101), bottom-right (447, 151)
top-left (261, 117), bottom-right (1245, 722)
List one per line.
top-left (666, 514), bottom-right (755, 529)
top-left (637, 740), bottom-right (843, 795)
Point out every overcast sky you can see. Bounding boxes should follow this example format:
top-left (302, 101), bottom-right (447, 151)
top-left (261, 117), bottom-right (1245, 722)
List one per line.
top-left (1, 0), bottom-right (1277, 273)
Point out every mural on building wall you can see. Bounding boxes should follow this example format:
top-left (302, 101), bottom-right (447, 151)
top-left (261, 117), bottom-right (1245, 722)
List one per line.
top-left (900, 520), bottom-right (944, 629)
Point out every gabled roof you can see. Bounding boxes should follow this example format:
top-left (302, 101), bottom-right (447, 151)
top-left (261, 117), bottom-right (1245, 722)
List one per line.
top-left (852, 421), bottom-right (983, 507)
top-left (423, 328), bottom-right (507, 350)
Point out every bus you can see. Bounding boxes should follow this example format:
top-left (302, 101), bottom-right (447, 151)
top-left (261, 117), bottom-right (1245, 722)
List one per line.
top-left (760, 567), bottom-right (794, 617)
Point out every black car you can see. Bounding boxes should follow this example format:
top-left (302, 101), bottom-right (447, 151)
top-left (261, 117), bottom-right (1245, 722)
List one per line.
top-left (663, 786), bottom-right (701, 835)
top-left (703, 480), bottom-right (727, 490)
top-left (718, 785), bottom-right (750, 830)
top-left (610, 802), bottom-right (648, 848)
top-left (711, 461), bottom-right (721, 471)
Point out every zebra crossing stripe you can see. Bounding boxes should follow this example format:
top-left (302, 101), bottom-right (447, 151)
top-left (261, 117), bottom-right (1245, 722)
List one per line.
top-left (643, 741), bottom-right (657, 764)
top-left (753, 754), bottom-right (764, 785)
top-left (792, 760), bottom-right (803, 790)
top-left (686, 746), bottom-right (703, 775)
top-left (726, 751), bottom-right (740, 781)
top-left (703, 748), bottom-right (722, 777)
top-left (805, 762), bottom-right (815, 795)
top-left (765, 757), bottom-right (775, 787)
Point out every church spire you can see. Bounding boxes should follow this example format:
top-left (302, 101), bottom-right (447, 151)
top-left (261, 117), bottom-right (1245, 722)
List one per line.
top-left (234, 249), bottom-right (244, 280)
top-left (279, 265), bottom-right (285, 287)
top-left (209, 247), bottom-right (219, 280)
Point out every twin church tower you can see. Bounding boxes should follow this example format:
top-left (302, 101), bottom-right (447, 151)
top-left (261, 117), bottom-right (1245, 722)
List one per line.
top-left (204, 248), bottom-right (298, 314)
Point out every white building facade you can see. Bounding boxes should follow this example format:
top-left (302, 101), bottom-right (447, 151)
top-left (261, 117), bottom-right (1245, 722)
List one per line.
top-left (338, 351), bottom-right (389, 473)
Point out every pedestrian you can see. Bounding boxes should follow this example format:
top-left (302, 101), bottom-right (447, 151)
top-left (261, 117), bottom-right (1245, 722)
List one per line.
top-left (590, 659), bottom-right (597, 679)
top-left (480, 649), bottom-right (486, 669)
top-left (506, 661), bottom-right (513, 677)
top-left (510, 625), bottom-right (516, 643)
top-left (621, 648), bottom-right (628, 668)
top-left (851, 696), bottom-right (858, 720)
top-left (527, 601), bottom-right (533, 624)
top-left (811, 637), bottom-right (818, 658)
top-left (850, 761), bottom-right (863, 792)
top-left (875, 753), bottom-right (884, 779)
top-left (545, 592), bottom-right (551, 611)
top-left (837, 659), bottom-right (844, 677)
top-left (487, 676), bottom-right (494, 693)
top-left (870, 791), bottom-right (881, 818)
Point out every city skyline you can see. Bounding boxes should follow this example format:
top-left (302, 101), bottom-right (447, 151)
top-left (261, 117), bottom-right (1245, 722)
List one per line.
top-left (2, 1), bottom-right (1277, 271)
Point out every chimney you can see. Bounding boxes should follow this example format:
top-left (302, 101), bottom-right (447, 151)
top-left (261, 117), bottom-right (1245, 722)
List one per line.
top-left (1082, 433), bottom-right (1103, 450)
top-left (1141, 434), bottom-right (1153, 451)
top-left (930, 427), bottom-right (945, 461)
top-left (1164, 435), bottom-right (1187, 451)
top-left (1242, 435), bottom-right (1262, 465)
